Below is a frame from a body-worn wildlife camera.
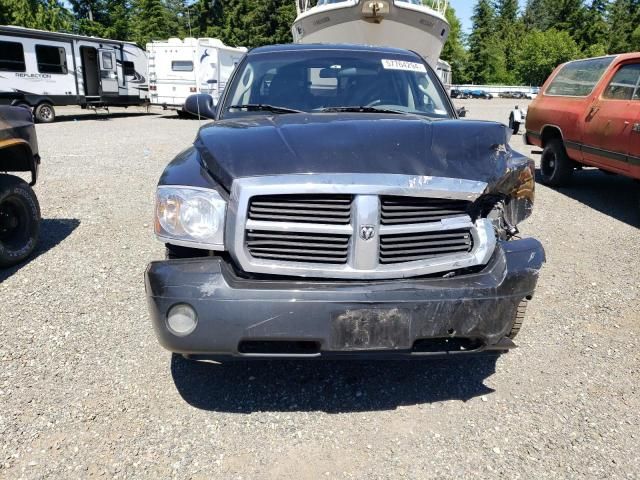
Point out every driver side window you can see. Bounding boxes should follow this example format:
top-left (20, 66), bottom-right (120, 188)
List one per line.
top-left (603, 63), bottom-right (640, 101)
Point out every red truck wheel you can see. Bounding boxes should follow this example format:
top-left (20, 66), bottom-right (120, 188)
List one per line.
top-left (540, 139), bottom-right (573, 187)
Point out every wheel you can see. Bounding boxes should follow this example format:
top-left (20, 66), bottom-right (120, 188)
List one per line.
top-left (508, 114), bottom-right (520, 135)
top-left (0, 175), bottom-right (41, 267)
top-left (508, 299), bottom-right (528, 339)
top-left (34, 102), bottom-right (55, 123)
top-left (540, 138), bottom-right (573, 186)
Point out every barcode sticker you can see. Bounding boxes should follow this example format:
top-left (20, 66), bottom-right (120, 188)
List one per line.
top-left (381, 59), bottom-right (427, 73)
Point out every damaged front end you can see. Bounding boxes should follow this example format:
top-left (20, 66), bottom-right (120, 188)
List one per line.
top-left (146, 139), bottom-right (543, 358)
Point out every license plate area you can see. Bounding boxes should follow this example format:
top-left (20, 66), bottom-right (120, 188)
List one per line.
top-left (330, 308), bottom-right (411, 351)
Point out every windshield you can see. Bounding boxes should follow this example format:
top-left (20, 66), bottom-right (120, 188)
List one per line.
top-left (221, 50), bottom-right (453, 119)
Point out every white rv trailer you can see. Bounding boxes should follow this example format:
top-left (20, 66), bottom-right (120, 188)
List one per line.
top-left (0, 25), bottom-right (148, 122)
top-left (436, 58), bottom-right (452, 93)
top-left (146, 38), bottom-right (246, 112)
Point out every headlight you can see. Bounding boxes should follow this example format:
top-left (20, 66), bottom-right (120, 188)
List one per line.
top-left (155, 186), bottom-right (226, 249)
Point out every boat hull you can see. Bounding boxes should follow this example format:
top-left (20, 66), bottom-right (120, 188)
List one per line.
top-left (292, 1), bottom-right (449, 67)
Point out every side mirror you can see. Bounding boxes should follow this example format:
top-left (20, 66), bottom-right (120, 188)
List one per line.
top-left (457, 106), bottom-right (467, 118)
top-left (184, 94), bottom-right (217, 120)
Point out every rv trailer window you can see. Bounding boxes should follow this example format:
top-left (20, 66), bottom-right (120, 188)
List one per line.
top-left (0, 41), bottom-right (26, 72)
top-left (123, 61), bottom-right (136, 76)
top-left (172, 61), bottom-right (194, 72)
top-left (101, 51), bottom-right (113, 70)
top-left (35, 45), bottom-right (68, 74)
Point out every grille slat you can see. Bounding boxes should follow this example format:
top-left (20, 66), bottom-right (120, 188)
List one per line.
top-left (247, 232), bottom-right (348, 243)
top-left (380, 238), bottom-right (472, 251)
top-left (251, 207), bottom-right (352, 215)
top-left (249, 213), bottom-right (351, 223)
top-left (380, 228), bottom-right (473, 265)
top-left (381, 196), bottom-right (471, 225)
top-left (251, 201), bottom-right (351, 209)
top-left (248, 240), bottom-right (348, 249)
top-left (249, 194), bottom-right (352, 225)
top-left (245, 252), bottom-right (348, 263)
top-left (246, 230), bottom-right (350, 265)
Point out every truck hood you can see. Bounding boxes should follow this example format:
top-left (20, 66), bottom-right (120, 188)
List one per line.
top-left (194, 113), bottom-right (522, 191)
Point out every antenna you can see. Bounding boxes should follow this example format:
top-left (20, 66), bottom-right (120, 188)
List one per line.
top-left (186, 6), bottom-right (193, 38)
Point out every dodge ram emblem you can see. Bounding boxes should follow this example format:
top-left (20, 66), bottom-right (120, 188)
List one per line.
top-left (359, 225), bottom-right (375, 241)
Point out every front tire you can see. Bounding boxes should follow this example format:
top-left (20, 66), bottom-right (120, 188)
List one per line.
top-left (34, 102), bottom-right (55, 123)
top-left (508, 300), bottom-right (528, 339)
top-left (0, 175), bottom-right (41, 267)
top-left (540, 139), bottom-right (573, 186)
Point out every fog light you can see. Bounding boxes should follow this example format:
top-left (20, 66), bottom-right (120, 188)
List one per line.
top-left (167, 304), bottom-right (197, 336)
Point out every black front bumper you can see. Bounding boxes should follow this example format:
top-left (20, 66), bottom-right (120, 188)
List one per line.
top-left (145, 238), bottom-right (544, 358)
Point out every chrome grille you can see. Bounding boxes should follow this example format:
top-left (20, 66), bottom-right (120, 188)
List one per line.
top-left (380, 229), bottom-right (474, 264)
top-left (246, 230), bottom-right (350, 264)
top-left (249, 194), bottom-right (352, 224)
top-left (229, 174), bottom-right (496, 280)
top-left (380, 196), bottom-right (471, 225)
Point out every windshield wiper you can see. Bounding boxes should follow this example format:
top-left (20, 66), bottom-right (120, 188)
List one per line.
top-left (228, 104), bottom-right (303, 114)
top-left (319, 106), bottom-right (406, 115)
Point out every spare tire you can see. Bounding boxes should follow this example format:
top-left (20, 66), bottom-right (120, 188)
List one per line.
top-left (0, 175), bottom-right (41, 267)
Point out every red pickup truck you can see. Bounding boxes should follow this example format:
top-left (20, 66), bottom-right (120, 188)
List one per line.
top-left (525, 53), bottom-right (640, 189)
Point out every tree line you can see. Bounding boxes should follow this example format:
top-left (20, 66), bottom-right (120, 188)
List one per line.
top-left (1, 0), bottom-right (639, 86)
top-left (446, 0), bottom-right (640, 85)
top-left (0, 0), bottom-right (297, 48)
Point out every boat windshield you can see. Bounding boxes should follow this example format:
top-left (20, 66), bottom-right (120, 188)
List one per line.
top-left (221, 50), bottom-right (453, 119)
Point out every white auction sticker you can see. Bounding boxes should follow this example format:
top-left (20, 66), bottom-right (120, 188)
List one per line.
top-left (381, 59), bottom-right (427, 73)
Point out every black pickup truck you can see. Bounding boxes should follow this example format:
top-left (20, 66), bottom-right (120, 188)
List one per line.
top-left (0, 106), bottom-right (40, 267)
top-left (145, 44), bottom-right (544, 360)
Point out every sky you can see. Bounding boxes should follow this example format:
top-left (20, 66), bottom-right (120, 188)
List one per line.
top-left (449, 0), bottom-right (528, 33)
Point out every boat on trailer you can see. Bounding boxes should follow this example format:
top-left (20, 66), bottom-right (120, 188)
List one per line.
top-left (292, 0), bottom-right (450, 68)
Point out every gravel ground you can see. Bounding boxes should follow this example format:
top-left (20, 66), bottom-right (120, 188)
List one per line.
top-left (0, 99), bottom-right (638, 479)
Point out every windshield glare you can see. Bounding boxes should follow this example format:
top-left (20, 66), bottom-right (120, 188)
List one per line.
top-left (222, 51), bottom-right (452, 119)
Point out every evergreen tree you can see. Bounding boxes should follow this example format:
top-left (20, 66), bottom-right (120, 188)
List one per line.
top-left (608, 0), bottom-right (640, 53)
top-left (494, 0), bottom-right (521, 83)
top-left (440, 6), bottom-right (469, 84)
top-left (130, 0), bottom-right (174, 46)
top-left (103, 0), bottom-right (133, 40)
top-left (2, 0), bottom-right (71, 31)
top-left (68, 0), bottom-right (109, 36)
top-left (466, 0), bottom-right (499, 84)
top-left (576, 0), bottom-right (609, 55)
top-left (522, 0), bottom-right (553, 31)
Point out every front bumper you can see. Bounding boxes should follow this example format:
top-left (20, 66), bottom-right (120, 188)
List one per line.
top-left (145, 238), bottom-right (544, 358)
